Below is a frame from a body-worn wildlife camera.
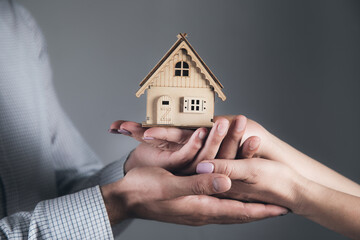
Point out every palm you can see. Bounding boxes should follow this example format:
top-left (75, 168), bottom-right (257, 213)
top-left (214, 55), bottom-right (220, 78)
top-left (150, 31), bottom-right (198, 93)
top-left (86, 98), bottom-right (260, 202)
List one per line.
top-left (129, 142), bottom-right (191, 172)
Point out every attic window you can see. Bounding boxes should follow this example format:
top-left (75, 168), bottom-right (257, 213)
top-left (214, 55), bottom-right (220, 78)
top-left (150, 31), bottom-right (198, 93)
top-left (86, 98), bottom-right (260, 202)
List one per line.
top-left (175, 61), bottom-right (189, 77)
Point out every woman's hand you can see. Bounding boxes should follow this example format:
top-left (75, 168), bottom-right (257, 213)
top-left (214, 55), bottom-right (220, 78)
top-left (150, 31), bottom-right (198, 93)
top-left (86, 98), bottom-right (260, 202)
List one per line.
top-left (101, 166), bottom-right (288, 226)
top-left (217, 115), bottom-right (360, 198)
top-left (196, 158), bottom-right (308, 213)
top-left (214, 115), bottom-right (277, 159)
top-left (196, 158), bottom-right (360, 239)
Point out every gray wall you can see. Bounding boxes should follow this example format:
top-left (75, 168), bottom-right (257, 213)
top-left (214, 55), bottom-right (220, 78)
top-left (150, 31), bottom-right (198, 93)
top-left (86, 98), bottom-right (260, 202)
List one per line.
top-left (18, 0), bottom-right (359, 239)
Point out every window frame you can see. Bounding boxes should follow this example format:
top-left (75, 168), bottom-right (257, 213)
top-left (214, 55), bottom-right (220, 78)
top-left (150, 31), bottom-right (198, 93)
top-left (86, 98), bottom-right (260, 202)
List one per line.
top-left (182, 97), bottom-right (207, 113)
top-left (174, 61), bottom-right (190, 77)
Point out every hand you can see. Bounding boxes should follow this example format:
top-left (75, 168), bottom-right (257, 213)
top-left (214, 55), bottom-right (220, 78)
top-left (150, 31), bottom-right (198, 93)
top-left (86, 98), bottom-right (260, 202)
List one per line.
top-left (196, 158), bottom-right (308, 213)
top-left (110, 118), bottom-right (233, 174)
top-left (216, 115), bottom-right (360, 199)
top-left (183, 115), bottom-right (262, 173)
top-left (101, 166), bottom-right (288, 226)
top-left (109, 120), bottom-right (207, 173)
top-left (214, 115), bottom-right (276, 159)
top-left (215, 115), bottom-right (261, 159)
top-left (110, 116), bottom-right (260, 174)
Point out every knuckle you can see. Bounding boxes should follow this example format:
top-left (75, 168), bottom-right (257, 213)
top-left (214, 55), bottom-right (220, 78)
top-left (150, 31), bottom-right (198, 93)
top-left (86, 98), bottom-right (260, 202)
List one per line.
top-left (191, 139), bottom-right (202, 151)
top-left (249, 161), bottom-right (262, 177)
top-left (220, 163), bottom-right (235, 177)
top-left (191, 179), bottom-right (210, 195)
top-left (209, 135), bottom-right (223, 145)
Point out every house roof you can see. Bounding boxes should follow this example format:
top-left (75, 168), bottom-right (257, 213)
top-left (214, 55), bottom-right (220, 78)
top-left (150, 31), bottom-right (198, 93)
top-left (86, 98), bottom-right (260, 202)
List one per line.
top-left (136, 33), bottom-right (226, 101)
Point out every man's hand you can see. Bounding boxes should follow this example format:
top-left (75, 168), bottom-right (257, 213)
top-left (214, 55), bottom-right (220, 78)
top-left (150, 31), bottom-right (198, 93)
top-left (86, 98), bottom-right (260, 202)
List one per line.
top-left (109, 116), bottom-right (260, 174)
top-left (101, 167), bottom-right (289, 226)
top-left (109, 120), bottom-right (208, 173)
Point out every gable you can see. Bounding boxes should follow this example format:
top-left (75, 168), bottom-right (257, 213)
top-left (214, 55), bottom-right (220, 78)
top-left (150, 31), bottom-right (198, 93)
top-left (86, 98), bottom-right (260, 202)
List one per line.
top-left (136, 34), bottom-right (226, 101)
top-left (147, 48), bottom-right (210, 89)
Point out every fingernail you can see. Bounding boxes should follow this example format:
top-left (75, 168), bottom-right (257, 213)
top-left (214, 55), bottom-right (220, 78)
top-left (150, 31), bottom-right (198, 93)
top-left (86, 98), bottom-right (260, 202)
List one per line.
top-left (217, 121), bottom-right (229, 136)
top-left (235, 116), bottom-right (246, 132)
top-left (118, 129), bottom-right (131, 136)
top-left (249, 137), bottom-right (260, 150)
top-left (198, 130), bottom-right (206, 140)
top-left (108, 129), bottom-right (120, 134)
top-left (213, 177), bottom-right (229, 192)
top-left (143, 136), bottom-right (155, 140)
top-left (196, 162), bottom-right (214, 174)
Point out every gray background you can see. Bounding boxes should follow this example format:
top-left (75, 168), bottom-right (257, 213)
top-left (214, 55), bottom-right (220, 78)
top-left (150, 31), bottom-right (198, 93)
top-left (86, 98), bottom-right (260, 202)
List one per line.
top-left (18, 0), bottom-right (359, 239)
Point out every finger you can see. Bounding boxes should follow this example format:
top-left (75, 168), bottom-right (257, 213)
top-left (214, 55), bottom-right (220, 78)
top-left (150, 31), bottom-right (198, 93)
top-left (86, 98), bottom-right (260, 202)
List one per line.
top-left (239, 202), bottom-right (289, 219)
top-left (166, 128), bottom-right (207, 170)
top-left (143, 127), bottom-right (195, 144)
top-left (214, 180), bottom-right (260, 202)
top-left (167, 173), bottom-right (232, 198)
top-left (213, 115), bottom-right (236, 124)
top-left (119, 121), bottom-right (147, 141)
top-left (238, 136), bottom-right (261, 159)
top-left (196, 159), bottom-right (257, 182)
top-left (197, 118), bottom-right (230, 159)
top-left (108, 120), bottom-right (127, 134)
top-left (182, 118), bottom-right (228, 172)
top-left (163, 196), bottom-right (288, 225)
top-left (217, 115), bottom-right (247, 159)
top-left (109, 120), bottom-right (146, 140)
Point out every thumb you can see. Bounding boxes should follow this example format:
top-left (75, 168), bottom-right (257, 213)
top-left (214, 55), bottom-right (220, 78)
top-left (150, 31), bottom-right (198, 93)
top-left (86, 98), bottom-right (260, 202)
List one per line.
top-left (168, 173), bottom-right (231, 198)
top-left (196, 159), bottom-right (254, 182)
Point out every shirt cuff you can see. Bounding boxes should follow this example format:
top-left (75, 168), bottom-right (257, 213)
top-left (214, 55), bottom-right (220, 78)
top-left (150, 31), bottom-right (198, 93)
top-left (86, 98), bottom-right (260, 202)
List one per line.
top-left (97, 153), bottom-right (131, 186)
top-left (43, 186), bottom-right (113, 239)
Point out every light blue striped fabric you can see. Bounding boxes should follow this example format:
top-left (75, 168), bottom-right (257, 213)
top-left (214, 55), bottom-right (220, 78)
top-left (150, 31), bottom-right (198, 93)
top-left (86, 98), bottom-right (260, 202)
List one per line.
top-left (0, 0), bottom-right (126, 238)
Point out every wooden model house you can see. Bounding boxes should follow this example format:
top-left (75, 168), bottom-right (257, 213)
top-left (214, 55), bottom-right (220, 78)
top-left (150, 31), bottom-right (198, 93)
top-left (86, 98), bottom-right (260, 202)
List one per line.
top-left (136, 33), bottom-right (226, 128)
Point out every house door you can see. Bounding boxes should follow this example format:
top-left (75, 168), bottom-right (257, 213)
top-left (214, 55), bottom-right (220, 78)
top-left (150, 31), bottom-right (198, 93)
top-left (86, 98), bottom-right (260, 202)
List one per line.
top-left (157, 95), bottom-right (173, 125)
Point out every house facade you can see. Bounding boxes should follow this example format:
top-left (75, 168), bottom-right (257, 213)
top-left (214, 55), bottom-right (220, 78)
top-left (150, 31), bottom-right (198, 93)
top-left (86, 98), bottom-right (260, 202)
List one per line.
top-left (136, 33), bottom-right (226, 128)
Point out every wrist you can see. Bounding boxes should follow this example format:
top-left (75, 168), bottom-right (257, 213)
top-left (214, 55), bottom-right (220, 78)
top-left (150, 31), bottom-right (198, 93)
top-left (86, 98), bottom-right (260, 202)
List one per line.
top-left (124, 149), bottom-right (137, 174)
top-left (258, 130), bottom-right (282, 159)
top-left (100, 180), bottom-right (129, 225)
top-left (287, 174), bottom-right (313, 214)
top-left (261, 131), bottom-right (300, 168)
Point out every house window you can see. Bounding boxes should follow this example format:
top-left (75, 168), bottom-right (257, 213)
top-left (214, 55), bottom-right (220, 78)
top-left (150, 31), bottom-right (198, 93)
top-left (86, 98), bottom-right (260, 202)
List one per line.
top-left (175, 61), bottom-right (189, 77)
top-left (183, 97), bottom-right (206, 113)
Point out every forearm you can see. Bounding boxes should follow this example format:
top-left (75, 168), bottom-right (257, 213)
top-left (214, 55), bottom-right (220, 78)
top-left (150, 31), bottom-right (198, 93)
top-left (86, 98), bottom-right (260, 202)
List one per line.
top-left (265, 133), bottom-right (360, 197)
top-left (293, 179), bottom-right (360, 239)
